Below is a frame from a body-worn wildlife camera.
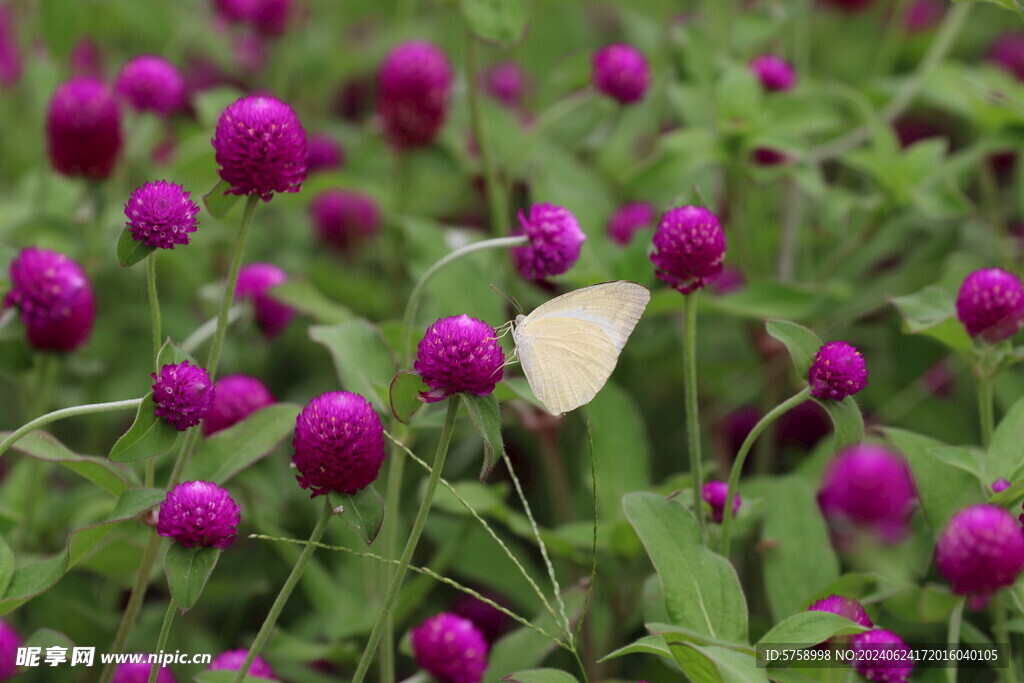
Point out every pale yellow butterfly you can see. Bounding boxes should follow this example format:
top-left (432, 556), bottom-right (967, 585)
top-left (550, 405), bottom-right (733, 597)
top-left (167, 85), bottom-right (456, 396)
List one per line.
top-left (511, 281), bottom-right (651, 416)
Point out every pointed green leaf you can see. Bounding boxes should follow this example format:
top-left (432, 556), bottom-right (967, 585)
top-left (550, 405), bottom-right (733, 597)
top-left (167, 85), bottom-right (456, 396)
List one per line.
top-left (165, 544), bottom-right (221, 611)
top-left (891, 285), bottom-right (972, 353)
top-left (990, 396), bottom-right (1024, 480)
top-left (461, 0), bottom-right (528, 46)
top-left (269, 280), bottom-right (352, 324)
top-left (117, 225), bottom-right (156, 267)
top-left (108, 393), bottom-right (180, 463)
top-left (463, 393), bottom-right (505, 480)
top-left (598, 634), bottom-right (674, 662)
top-left (329, 485), bottom-right (384, 546)
top-left (757, 611), bottom-right (867, 647)
top-left (390, 371), bottom-right (428, 424)
top-left (5, 429), bottom-right (137, 495)
top-left (202, 179), bottom-right (241, 220)
top-left (667, 643), bottom-right (767, 683)
top-left (156, 339), bottom-right (192, 367)
top-left (813, 396), bottom-right (864, 451)
top-left (501, 670), bottom-right (579, 683)
top-left (183, 403), bottom-right (301, 484)
top-left (309, 319), bottom-right (396, 412)
top-left (765, 319), bottom-right (821, 379)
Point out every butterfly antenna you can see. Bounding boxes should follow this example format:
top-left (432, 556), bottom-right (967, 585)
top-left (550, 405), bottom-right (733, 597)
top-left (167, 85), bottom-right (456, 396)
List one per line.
top-left (490, 284), bottom-right (523, 316)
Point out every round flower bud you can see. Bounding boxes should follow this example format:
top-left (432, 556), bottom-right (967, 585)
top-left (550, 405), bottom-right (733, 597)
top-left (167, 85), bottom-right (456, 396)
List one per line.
top-left (607, 202), bottom-right (655, 246)
top-left (112, 659), bottom-right (177, 683)
top-left (46, 77), bottom-right (122, 179)
top-left (414, 315), bottom-right (505, 403)
top-left (124, 180), bottom-right (200, 249)
top-left (203, 374), bottom-right (275, 436)
top-left (808, 341), bottom-right (868, 400)
top-left (151, 360), bottom-right (215, 431)
top-left (993, 478), bottom-right (1011, 494)
top-left (807, 594), bottom-right (874, 627)
top-left (309, 190), bottom-right (381, 252)
top-left (650, 205), bottom-right (727, 294)
top-left (905, 0), bottom-right (944, 33)
top-left (157, 481), bottom-right (241, 549)
top-left (70, 37), bottom-right (103, 78)
top-left (592, 43), bottom-right (651, 105)
top-left (936, 504), bottom-right (1024, 608)
top-left (483, 61), bottom-right (527, 108)
top-left (209, 649), bottom-right (277, 679)
top-left (511, 203), bottom-right (586, 281)
top-left (212, 0), bottom-right (251, 23)
top-left (115, 55), bottom-right (186, 115)
top-left (818, 445), bottom-right (917, 543)
top-left (212, 95), bottom-right (307, 201)
top-left (236, 263), bottom-right (295, 338)
top-left (851, 629), bottom-right (914, 683)
top-left (378, 41), bottom-right (453, 150)
top-left (293, 391), bottom-right (386, 496)
top-left (701, 481), bottom-right (740, 524)
top-left (955, 268), bottom-right (1024, 343)
top-left (749, 55), bottom-right (796, 92)
top-left (411, 613), bottom-right (489, 683)
top-left (989, 33), bottom-right (1024, 81)
top-left (306, 133), bottom-right (345, 173)
top-left (4, 247), bottom-right (95, 352)
top-left (0, 620), bottom-right (21, 680)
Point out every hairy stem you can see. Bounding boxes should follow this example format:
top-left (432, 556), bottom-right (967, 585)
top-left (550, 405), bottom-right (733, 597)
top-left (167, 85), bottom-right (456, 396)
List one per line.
top-left (0, 398), bottom-right (142, 459)
top-left (148, 602), bottom-right (177, 683)
top-left (147, 254), bottom-right (161, 369)
top-left (683, 293), bottom-right (706, 539)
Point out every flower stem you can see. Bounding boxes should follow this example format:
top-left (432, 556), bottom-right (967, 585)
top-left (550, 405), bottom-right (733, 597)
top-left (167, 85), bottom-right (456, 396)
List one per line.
top-left (181, 305), bottom-right (244, 355)
top-left (98, 533), bottom-right (162, 683)
top-left (946, 596), bottom-right (964, 683)
top-left (720, 388), bottom-right (811, 556)
top-left (380, 422), bottom-right (409, 683)
top-left (148, 601), bottom-right (177, 683)
top-left (978, 370), bottom-right (995, 449)
top-left (232, 497), bottom-right (333, 683)
top-left (0, 398), bottom-right (142, 459)
top-left (147, 254), bottom-right (162, 370)
top-left (682, 293), bottom-right (706, 540)
top-left (465, 30), bottom-right (509, 236)
top-left (351, 396), bottom-right (461, 683)
top-left (994, 592), bottom-right (1016, 683)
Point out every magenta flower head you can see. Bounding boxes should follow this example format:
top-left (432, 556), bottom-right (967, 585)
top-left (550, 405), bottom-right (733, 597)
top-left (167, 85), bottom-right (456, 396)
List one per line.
top-left (415, 315), bottom-right (505, 403)
top-left (4, 247), bottom-right (95, 352)
top-left (711, 266), bottom-right (746, 295)
top-left (151, 360), bottom-right (215, 431)
top-left (70, 37), bottom-right (103, 78)
top-left (116, 55), bottom-right (186, 115)
top-left (511, 203), bottom-right (586, 281)
top-left (852, 630), bottom-right (913, 683)
top-left (292, 391), bottom-right (386, 496)
top-left (236, 263), bottom-right (295, 338)
top-left (807, 594), bottom-right (874, 628)
top-left (212, 95), bottom-right (307, 201)
top-left (203, 374), bottom-right (275, 436)
top-left (749, 55), bottom-right (797, 92)
top-left (989, 33), bottom-right (1024, 81)
top-left (993, 478), bottom-right (1011, 493)
top-left (378, 41), bottom-right (453, 150)
top-left (702, 481), bottom-right (740, 524)
top-left (818, 444), bottom-right (917, 543)
top-left (808, 341), bottom-right (868, 400)
top-left (245, 0), bottom-right (293, 37)
top-left (0, 620), bottom-right (21, 680)
top-left (905, 0), bottom-right (944, 33)
top-left (157, 481), bottom-right (241, 549)
top-left (411, 613), bottom-right (489, 683)
top-left (306, 133), bottom-right (345, 173)
top-left (212, 0), bottom-right (251, 23)
top-left (592, 43), bottom-right (651, 105)
top-left (112, 660), bottom-right (176, 683)
top-left (936, 504), bottom-right (1024, 609)
top-left (608, 202), bottom-right (655, 246)
top-left (955, 268), bottom-right (1024, 343)
top-left (483, 61), bottom-right (527, 108)
top-left (309, 189), bottom-right (381, 252)
top-left (124, 180), bottom-right (200, 249)
top-left (209, 649), bottom-right (277, 679)
top-left (650, 205), bottom-right (727, 294)
top-left (46, 77), bottom-right (122, 179)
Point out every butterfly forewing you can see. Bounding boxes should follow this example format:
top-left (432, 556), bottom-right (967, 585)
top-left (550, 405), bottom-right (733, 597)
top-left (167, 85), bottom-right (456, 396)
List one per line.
top-left (521, 281), bottom-right (650, 353)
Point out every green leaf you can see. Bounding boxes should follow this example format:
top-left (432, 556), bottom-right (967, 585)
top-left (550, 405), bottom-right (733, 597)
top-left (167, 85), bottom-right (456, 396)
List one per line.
top-left (891, 285), bottom-right (972, 353)
top-left (813, 396), bottom-right (864, 451)
top-left (461, 0), bottom-right (528, 46)
top-left (0, 535), bottom-right (12, 599)
top-left (716, 63), bottom-right (763, 128)
top-left (329, 485), bottom-right (384, 545)
top-left (183, 403), bottom-right (301, 484)
top-left (704, 283), bottom-right (829, 322)
top-left (647, 622), bottom-right (752, 650)
top-left (156, 339), bottom-right (192, 367)
top-left (23, 627), bottom-right (74, 651)
top-left (463, 393), bottom-right (505, 480)
top-left (598, 634), bottom-right (674, 662)
top-left (116, 225), bottom-right (156, 267)
top-left (501, 669), bottom-right (579, 683)
top-left (756, 611), bottom-right (867, 647)
top-left (951, 0), bottom-right (1024, 20)
top-left (309, 319), bottom-right (396, 413)
top-left (5, 430), bottom-right (136, 496)
top-left (202, 179), bottom-right (241, 220)
top-left (390, 371), bottom-right (428, 424)
top-left (165, 544), bottom-right (220, 611)
top-left (108, 393), bottom-right (181, 463)
top-left (765, 319), bottom-right (821, 379)
top-left (622, 492), bottom-right (748, 643)
top-left (269, 280), bottom-right (352, 324)
top-left (761, 476), bottom-right (839, 622)
top-left (666, 642), bottom-right (767, 683)
top-left (990, 395), bottom-right (1024, 480)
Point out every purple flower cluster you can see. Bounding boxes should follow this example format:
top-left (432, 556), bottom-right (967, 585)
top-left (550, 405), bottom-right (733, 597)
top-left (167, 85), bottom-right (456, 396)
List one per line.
top-left (701, 480), bottom-right (740, 523)
top-left (0, 620), bottom-right (20, 680)
top-left (208, 649), bottom-right (277, 679)
top-left (157, 480), bottom-right (241, 549)
top-left (151, 360), bottom-right (215, 431)
top-left (749, 55), bottom-right (797, 92)
top-left (650, 206), bottom-right (727, 294)
top-left (607, 202), bottom-right (655, 246)
top-left (411, 613), bottom-right (489, 683)
top-left (852, 629), bottom-right (914, 683)
top-left (808, 594), bottom-right (873, 628)
top-left (116, 55), bottom-right (186, 115)
top-left (955, 268), bottom-right (1024, 343)
top-left (125, 180), bottom-right (200, 249)
top-left (236, 263), bottom-right (295, 338)
top-left (378, 41), bottom-right (453, 150)
top-left (936, 504), bottom-right (1024, 609)
top-left (483, 61), bottom-right (528, 108)
top-left (511, 203), bottom-right (586, 281)
top-left (203, 374), bottom-right (275, 435)
top-left (415, 315), bottom-right (505, 403)
top-left (46, 77), bottom-right (123, 179)
top-left (5, 247), bottom-right (96, 352)
top-left (306, 133), bottom-right (345, 173)
top-left (309, 190), bottom-right (381, 252)
top-left (808, 341), bottom-right (868, 400)
top-left (592, 43), bottom-right (650, 104)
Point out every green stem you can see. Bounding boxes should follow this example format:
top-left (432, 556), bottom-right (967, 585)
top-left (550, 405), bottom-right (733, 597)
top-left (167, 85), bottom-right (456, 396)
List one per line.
top-left (465, 31), bottom-right (510, 236)
top-left (181, 305), bottom-right (244, 355)
top-left (148, 602), bottom-right (177, 683)
top-left (978, 370), bottom-right (994, 449)
top-left (572, 648), bottom-right (591, 683)
top-left (147, 254), bottom-right (162, 370)
top-left (380, 422), bottom-right (409, 683)
top-left (946, 596), bottom-right (964, 683)
top-left (720, 388), bottom-right (811, 556)
top-left (352, 396), bottom-right (461, 683)
top-left (0, 398), bottom-right (142, 458)
top-left (98, 533), bottom-right (162, 683)
top-left (682, 293), bottom-right (706, 539)
top-left (994, 592), bottom-right (1016, 683)
top-left (232, 498), bottom-right (333, 683)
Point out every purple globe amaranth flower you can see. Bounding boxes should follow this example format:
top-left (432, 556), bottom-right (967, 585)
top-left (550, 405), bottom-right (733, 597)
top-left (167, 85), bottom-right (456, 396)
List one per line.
top-left (483, 61), bottom-right (528, 108)
top-left (70, 36), bottom-right (103, 78)
top-left (0, 6), bottom-right (21, 89)
top-left (852, 629), bottom-right (914, 683)
top-left (818, 445), bottom-right (917, 544)
top-left (151, 360), bottom-right (215, 431)
top-left (157, 480), bottom-right (241, 549)
top-left (292, 391), bottom-right (386, 496)
top-left (116, 55), bottom-right (186, 115)
top-left (212, 95), bottom-right (307, 201)
top-left (921, 359), bottom-right (954, 398)
top-left (751, 147), bottom-right (791, 166)
top-left (452, 592), bottom-right (512, 644)
top-left (212, 0), bottom-right (251, 23)
top-left (209, 649), bottom-right (277, 679)
top-left (236, 263), bottom-right (295, 338)
top-left (749, 55), bottom-right (797, 92)
top-left (710, 266), bottom-right (746, 295)
top-left (378, 41), bottom-right (453, 150)
top-left (309, 189), bottom-right (381, 252)
top-left (124, 180), bottom-right (200, 249)
top-left (989, 33), bottom-right (1024, 81)
top-left (112, 660), bottom-right (177, 683)
top-left (203, 374), bottom-right (275, 436)
top-left (415, 315), bottom-right (505, 403)
top-left (245, 0), bottom-right (294, 37)
top-left (511, 203), bottom-right (586, 281)
top-left (306, 133), bottom-right (345, 173)
top-left (650, 205), bottom-right (727, 294)
top-left (955, 268), bottom-right (1024, 343)
top-left (411, 613), bottom-right (489, 683)
top-left (808, 341), bottom-right (868, 400)
top-left (993, 477), bottom-right (1011, 493)
top-left (0, 620), bottom-right (21, 680)
top-left (937, 504), bottom-right (1024, 609)
top-left (608, 202), bottom-right (655, 246)
top-left (905, 0), bottom-right (944, 33)
top-left (46, 77), bottom-right (122, 179)
top-left (702, 481), bottom-right (740, 524)
top-left (592, 43), bottom-right (651, 105)
top-left (4, 247), bottom-right (95, 352)
top-left (808, 594), bottom-right (874, 628)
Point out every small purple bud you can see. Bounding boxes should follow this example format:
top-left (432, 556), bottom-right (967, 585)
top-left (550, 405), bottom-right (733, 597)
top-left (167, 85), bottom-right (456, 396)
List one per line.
top-left (157, 480), bottom-right (241, 549)
top-left (955, 268), bottom-right (1024, 343)
top-left (116, 55), bottom-right (186, 115)
top-left (306, 133), bottom-right (345, 173)
top-left (378, 41), bottom-right (453, 150)
top-left (749, 55), bottom-right (796, 92)
top-left (607, 202), bottom-right (655, 246)
top-left (411, 613), bottom-right (489, 683)
top-left (4, 247), bottom-right (95, 352)
top-left (702, 481), bottom-right (740, 524)
top-left (46, 77), bottom-right (122, 179)
top-left (993, 478), bottom-right (1011, 494)
top-left (309, 190), bottom-right (381, 253)
top-left (209, 649), bottom-right (277, 679)
top-left (236, 263), bottom-right (295, 338)
top-left (852, 629), bottom-right (914, 683)
top-left (650, 205), bottom-right (727, 295)
top-left (592, 43), bottom-right (650, 105)
top-left (203, 374), bottom-right (275, 436)
top-left (808, 341), bottom-right (868, 400)
top-left (483, 61), bottom-right (528, 108)
top-left (151, 360), bottom-right (215, 431)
